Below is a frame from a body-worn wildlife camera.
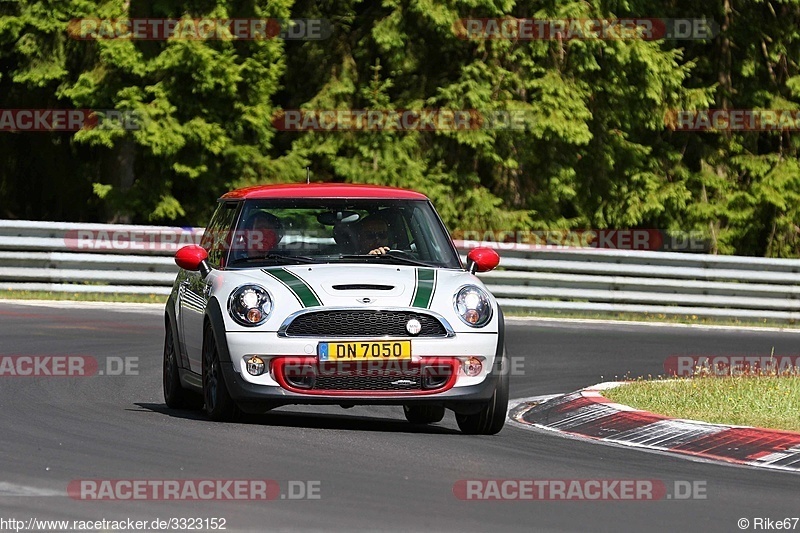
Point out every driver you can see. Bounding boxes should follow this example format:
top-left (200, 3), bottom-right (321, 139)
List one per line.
top-left (240, 211), bottom-right (283, 256)
top-left (358, 216), bottom-right (391, 255)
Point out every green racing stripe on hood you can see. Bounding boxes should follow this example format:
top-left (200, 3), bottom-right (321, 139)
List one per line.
top-left (262, 268), bottom-right (322, 308)
top-left (411, 268), bottom-right (436, 308)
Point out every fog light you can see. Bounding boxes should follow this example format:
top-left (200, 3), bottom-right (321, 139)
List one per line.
top-left (246, 356), bottom-right (265, 376)
top-left (463, 357), bottom-right (483, 377)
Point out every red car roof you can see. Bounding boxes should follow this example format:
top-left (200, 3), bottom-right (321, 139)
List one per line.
top-left (220, 183), bottom-right (429, 200)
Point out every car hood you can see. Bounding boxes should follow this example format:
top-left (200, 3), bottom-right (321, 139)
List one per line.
top-left (213, 263), bottom-right (497, 333)
top-left (267, 264), bottom-right (435, 308)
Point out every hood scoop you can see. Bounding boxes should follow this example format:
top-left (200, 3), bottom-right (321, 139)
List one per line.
top-left (332, 284), bottom-right (395, 291)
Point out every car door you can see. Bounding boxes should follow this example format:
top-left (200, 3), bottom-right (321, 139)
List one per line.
top-left (179, 201), bottom-right (240, 373)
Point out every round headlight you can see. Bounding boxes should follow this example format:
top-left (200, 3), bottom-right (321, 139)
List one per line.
top-left (228, 284), bottom-right (273, 327)
top-left (454, 285), bottom-right (492, 327)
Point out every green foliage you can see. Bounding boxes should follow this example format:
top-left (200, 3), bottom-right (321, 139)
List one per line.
top-left (1, 0), bottom-right (799, 256)
top-left (1, 0), bottom-right (289, 223)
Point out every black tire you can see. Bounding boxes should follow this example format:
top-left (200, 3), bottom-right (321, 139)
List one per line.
top-left (403, 404), bottom-right (446, 424)
top-left (202, 324), bottom-right (240, 422)
top-left (163, 323), bottom-right (203, 409)
top-left (455, 348), bottom-right (509, 435)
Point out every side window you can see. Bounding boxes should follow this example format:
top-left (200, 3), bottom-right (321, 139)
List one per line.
top-left (407, 209), bottom-right (430, 260)
top-left (408, 205), bottom-right (444, 262)
top-left (200, 202), bottom-right (239, 269)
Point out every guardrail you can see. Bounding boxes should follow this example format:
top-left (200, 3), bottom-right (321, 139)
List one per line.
top-left (0, 220), bottom-right (192, 295)
top-left (1, 220), bottom-right (799, 321)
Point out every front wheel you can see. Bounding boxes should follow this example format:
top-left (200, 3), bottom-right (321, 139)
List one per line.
top-left (202, 324), bottom-right (240, 422)
top-left (163, 323), bottom-right (202, 409)
top-left (455, 349), bottom-right (509, 435)
top-left (403, 405), bottom-right (446, 424)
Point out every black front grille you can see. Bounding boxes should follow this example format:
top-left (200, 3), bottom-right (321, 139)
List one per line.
top-left (283, 310), bottom-right (448, 337)
top-left (312, 374), bottom-right (422, 391)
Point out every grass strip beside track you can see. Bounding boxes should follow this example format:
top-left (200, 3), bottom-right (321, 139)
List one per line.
top-left (604, 376), bottom-right (800, 432)
top-left (0, 289), bottom-right (168, 304)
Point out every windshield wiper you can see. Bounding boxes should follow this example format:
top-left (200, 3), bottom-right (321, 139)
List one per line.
top-left (230, 253), bottom-right (318, 265)
top-left (338, 254), bottom-right (432, 267)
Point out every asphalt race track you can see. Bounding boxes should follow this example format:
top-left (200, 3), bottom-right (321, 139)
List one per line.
top-left (0, 300), bottom-right (798, 532)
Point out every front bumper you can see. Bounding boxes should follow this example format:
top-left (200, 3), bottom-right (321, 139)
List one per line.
top-left (225, 331), bottom-right (500, 388)
top-left (203, 298), bottom-right (505, 413)
top-left (220, 332), bottom-right (500, 412)
top-left (219, 359), bottom-right (499, 412)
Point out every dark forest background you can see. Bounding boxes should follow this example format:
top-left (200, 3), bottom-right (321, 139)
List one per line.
top-left (1, 0), bottom-right (799, 256)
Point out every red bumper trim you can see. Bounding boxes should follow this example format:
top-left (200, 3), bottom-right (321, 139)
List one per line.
top-left (270, 356), bottom-right (460, 396)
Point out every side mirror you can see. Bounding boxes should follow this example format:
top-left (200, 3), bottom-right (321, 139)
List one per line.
top-left (466, 247), bottom-right (500, 274)
top-left (175, 245), bottom-right (211, 278)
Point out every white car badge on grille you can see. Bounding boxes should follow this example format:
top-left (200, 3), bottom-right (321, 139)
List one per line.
top-left (358, 297), bottom-right (374, 304)
top-left (405, 318), bottom-right (422, 335)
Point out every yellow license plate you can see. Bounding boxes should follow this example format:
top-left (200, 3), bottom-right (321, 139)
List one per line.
top-left (318, 341), bottom-right (412, 361)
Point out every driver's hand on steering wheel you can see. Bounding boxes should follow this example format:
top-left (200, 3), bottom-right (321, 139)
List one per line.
top-left (368, 247), bottom-right (391, 255)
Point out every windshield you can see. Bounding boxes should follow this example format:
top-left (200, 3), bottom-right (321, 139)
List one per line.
top-left (222, 198), bottom-right (461, 269)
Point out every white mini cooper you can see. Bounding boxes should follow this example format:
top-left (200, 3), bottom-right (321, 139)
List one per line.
top-left (163, 183), bottom-right (507, 434)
